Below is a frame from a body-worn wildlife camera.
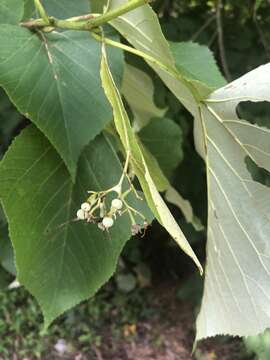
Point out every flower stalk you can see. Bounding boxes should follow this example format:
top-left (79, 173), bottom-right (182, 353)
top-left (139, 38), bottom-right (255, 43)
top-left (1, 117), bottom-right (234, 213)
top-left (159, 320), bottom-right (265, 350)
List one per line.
top-left (34, 0), bottom-right (50, 24)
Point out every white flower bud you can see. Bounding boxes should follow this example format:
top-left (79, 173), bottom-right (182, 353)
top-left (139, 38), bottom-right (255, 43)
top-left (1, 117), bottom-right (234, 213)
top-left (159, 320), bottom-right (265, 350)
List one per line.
top-left (102, 216), bottom-right (114, 229)
top-left (81, 202), bottom-right (91, 212)
top-left (98, 222), bottom-right (105, 231)
top-left (77, 209), bottom-right (87, 220)
top-left (111, 198), bottom-right (123, 210)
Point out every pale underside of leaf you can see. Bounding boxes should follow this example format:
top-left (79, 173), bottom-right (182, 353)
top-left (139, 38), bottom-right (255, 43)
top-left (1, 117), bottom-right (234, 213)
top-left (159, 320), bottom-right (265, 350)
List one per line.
top-left (196, 63), bottom-right (270, 339)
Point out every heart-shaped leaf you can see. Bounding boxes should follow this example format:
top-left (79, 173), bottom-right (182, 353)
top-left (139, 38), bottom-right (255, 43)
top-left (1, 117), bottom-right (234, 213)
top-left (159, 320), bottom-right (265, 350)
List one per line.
top-left (0, 0), bottom-right (24, 24)
top-left (0, 125), bottom-right (151, 327)
top-left (0, 25), bottom-right (123, 179)
top-left (23, 0), bottom-right (91, 20)
top-left (196, 63), bottom-right (270, 339)
top-left (101, 43), bottom-right (203, 274)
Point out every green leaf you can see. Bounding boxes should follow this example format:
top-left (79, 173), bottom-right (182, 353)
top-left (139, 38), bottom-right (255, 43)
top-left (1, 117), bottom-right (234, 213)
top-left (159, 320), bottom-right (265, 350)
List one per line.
top-left (165, 186), bottom-right (204, 232)
top-left (100, 43), bottom-right (202, 274)
top-left (122, 64), bottom-right (166, 130)
top-left (244, 330), bottom-right (270, 359)
top-left (195, 63), bottom-right (270, 339)
top-left (0, 0), bottom-right (24, 24)
top-left (255, 0), bottom-right (263, 11)
top-left (23, 0), bottom-right (91, 20)
top-left (108, 2), bottom-right (227, 104)
top-left (0, 25), bottom-right (123, 179)
top-left (0, 125), bottom-right (151, 327)
top-left (107, 0), bottom-right (198, 114)
top-left (170, 42), bottom-right (226, 98)
top-left (90, 0), bottom-right (104, 13)
top-left (139, 118), bottom-right (183, 178)
top-left (42, 0), bottom-right (90, 19)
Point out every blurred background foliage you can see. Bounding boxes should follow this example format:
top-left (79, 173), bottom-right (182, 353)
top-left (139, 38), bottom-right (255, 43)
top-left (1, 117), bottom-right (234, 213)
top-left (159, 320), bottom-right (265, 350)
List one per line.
top-left (0, 0), bottom-right (270, 358)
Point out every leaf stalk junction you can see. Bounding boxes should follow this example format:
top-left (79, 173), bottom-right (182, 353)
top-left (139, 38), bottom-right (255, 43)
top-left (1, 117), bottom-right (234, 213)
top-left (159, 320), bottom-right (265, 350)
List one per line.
top-left (21, 0), bottom-right (150, 31)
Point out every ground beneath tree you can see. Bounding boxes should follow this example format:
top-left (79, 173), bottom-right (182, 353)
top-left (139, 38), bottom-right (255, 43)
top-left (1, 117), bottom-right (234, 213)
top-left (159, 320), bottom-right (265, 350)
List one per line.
top-left (45, 283), bottom-right (248, 360)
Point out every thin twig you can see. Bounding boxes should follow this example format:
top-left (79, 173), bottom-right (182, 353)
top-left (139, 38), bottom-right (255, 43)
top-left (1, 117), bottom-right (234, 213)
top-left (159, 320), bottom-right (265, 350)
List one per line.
top-left (191, 13), bottom-right (216, 41)
top-left (253, 6), bottom-right (270, 60)
top-left (93, 345), bottom-right (104, 360)
top-left (216, 0), bottom-right (232, 81)
top-left (207, 30), bottom-right (218, 47)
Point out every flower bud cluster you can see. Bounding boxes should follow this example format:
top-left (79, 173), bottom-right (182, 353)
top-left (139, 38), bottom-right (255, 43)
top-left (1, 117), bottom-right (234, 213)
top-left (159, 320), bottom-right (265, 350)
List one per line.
top-left (76, 190), bottom-right (148, 236)
top-left (75, 152), bottom-right (149, 236)
top-left (76, 196), bottom-right (125, 230)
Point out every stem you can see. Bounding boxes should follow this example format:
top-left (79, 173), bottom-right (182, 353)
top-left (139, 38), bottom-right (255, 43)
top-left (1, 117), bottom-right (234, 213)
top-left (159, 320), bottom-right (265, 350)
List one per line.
top-left (191, 14), bottom-right (216, 42)
top-left (122, 199), bottom-right (145, 220)
top-left (87, 0), bottom-right (150, 28)
top-left (253, 5), bottom-right (270, 61)
top-left (118, 151), bottom-right (130, 188)
top-left (127, 208), bottom-right (136, 225)
top-left (21, 0), bottom-right (150, 31)
top-left (34, 0), bottom-right (49, 24)
top-left (216, 0), bottom-right (231, 81)
top-left (94, 33), bottom-right (201, 102)
top-left (96, 33), bottom-right (177, 76)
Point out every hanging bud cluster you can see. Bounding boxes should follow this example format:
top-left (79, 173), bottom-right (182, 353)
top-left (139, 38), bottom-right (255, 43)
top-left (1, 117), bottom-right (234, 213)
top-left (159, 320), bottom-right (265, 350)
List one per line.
top-left (76, 196), bottom-right (124, 230)
top-left (75, 152), bottom-right (149, 236)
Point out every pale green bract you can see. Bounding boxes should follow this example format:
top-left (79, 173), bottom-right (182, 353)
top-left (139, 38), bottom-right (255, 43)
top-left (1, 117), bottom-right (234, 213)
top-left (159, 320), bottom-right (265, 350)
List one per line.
top-left (100, 42), bottom-right (203, 275)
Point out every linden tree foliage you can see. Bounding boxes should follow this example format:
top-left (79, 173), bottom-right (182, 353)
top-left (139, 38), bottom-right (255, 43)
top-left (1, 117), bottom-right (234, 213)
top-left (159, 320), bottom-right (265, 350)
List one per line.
top-left (0, 24), bottom-right (123, 179)
top-left (0, 0), bottom-right (270, 341)
top-left (0, 0), bottom-right (24, 24)
top-left (196, 65), bottom-right (270, 339)
top-left (23, 0), bottom-right (91, 20)
top-left (0, 125), bottom-right (153, 326)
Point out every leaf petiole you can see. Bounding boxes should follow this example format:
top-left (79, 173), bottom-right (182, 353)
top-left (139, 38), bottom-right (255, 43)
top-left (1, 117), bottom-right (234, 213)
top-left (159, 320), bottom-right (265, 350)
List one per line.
top-left (34, 0), bottom-right (49, 24)
top-left (21, 0), bottom-right (151, 31)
